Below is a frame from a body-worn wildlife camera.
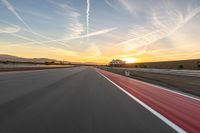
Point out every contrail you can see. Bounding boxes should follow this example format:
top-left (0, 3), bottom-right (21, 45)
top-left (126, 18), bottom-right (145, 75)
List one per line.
top-left (1, 0), bottom-right (48, 37)
top-left (15, 27), bottom-right (117, 45)
top-left (0, 0), bottom-right (71, 50)
top-left (86, 0), bottom-right (90, 40)
top-left (10, 33), bottom-right (71, 50)
top-left (1, 0), bottom-right (32, 31)
top-left (116, 5), bottom-right (200, 52)
top-left (10, 33), bottom-right (49, 47)
top-left (0, 19), bottom-right (69, 48)
top-left (117, 30), bottom-right (161, 46)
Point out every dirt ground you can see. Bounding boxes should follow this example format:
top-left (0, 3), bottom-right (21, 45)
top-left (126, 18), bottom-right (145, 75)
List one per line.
top-left (101, 67), bottom-right (200, 97)
top-left (124, 59), bottom-right (200, 70)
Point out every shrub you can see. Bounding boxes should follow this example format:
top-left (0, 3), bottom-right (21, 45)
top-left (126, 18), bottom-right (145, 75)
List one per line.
top-left (45, 62), bottom-right (49, 65)
top-left (197, 62), bottom-right (200, 69)
top-left (178, 64), bottom-right (184, 69)
top-left (2, 61), bottom-right (9, 64)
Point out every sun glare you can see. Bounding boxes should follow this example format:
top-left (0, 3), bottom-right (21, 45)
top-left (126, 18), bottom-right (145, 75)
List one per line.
top-left (122, 58), bottom-right (137, 63)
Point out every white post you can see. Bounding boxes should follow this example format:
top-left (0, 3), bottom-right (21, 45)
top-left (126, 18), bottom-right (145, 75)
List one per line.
top-left (125, 71), bottom-right (130, 76)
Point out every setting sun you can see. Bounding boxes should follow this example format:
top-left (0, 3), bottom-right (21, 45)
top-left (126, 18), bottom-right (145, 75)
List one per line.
top-left (122, 58), bottom-right (137, 63)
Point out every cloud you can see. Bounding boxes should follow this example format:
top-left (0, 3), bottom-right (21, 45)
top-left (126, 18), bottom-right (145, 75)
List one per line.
top-left (67, 11), bottom-right (84, 38)
top-left (115, 2), bottom-right (200, 54)
top-left (49, 0), bottom-right (84, 38)
top-left (79, 44), bottom-right (102, 60)
top-left (118, 0), bottom-right (135, 14)
top-left (0, 25), bottom-right (20, 33)
top-left (105, 0), bottom-right (135, 14)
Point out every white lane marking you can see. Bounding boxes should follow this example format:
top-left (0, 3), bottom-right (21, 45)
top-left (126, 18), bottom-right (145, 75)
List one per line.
top-left (97, 71), bottom-right (187, 133)
top-left (101, 68), bottom-right (200, 101)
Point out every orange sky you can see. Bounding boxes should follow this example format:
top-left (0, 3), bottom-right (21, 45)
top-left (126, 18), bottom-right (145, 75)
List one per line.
top-left (0, 0), bottom-right (200, 64)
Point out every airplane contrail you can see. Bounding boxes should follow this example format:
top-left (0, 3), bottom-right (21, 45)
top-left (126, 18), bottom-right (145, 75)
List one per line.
top-left (1, 0), bottom-right (50, 38)
top-left (1, 0), bottom-right (32, 31)
top-left (0, 0), bottom-right (71, 48)
top-left (116, 5), bottom-right (200, 53)
top-left (86, 0), bottom-right (90, 40)
top-left (1, 0), bottom-right (46, 39)
top-left (0, 19), bottom-right (70, 49)
top-left (15, 27), bottom-right (117, 45)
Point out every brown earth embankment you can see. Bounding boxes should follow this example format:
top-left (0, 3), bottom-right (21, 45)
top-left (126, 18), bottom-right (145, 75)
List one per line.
top-left (100, 67), bottom-right (200, 97)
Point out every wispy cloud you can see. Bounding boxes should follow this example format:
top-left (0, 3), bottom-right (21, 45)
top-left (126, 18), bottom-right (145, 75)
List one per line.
top-left (49, 0), bottom-right (84, 38)
top-left (79, 44), bottom-right (102, 60)
top-left (0, 25), bottom-right (20, 33)
top-left (115, 2), bottom-right (200, 54)
top-left (105, 0), bottom-right (135, 14)
top-left (118, 0), bottom-right (135, 14)
top-left (67, 12), bottom-right (84, 38)
top-left (1, 0), bottom-right (200, 63)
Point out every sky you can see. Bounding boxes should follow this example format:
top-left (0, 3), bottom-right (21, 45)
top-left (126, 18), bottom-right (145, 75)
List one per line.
top-left (0, 0), bottom-right (200, 64)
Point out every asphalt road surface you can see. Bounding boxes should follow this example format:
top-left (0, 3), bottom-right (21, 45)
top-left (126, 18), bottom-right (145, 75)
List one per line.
top-left (0, 67), bottom-right (184, 133)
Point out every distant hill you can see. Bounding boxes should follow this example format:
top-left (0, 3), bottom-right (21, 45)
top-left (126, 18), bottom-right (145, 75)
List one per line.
top-left (0, 54), bottom-right (69, 64)
top-left (0, 54), bottom-right (102, 65)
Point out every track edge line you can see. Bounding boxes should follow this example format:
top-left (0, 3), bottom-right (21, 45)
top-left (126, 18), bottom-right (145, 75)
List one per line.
top-left (96, 70), bottom-right (187, 133)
